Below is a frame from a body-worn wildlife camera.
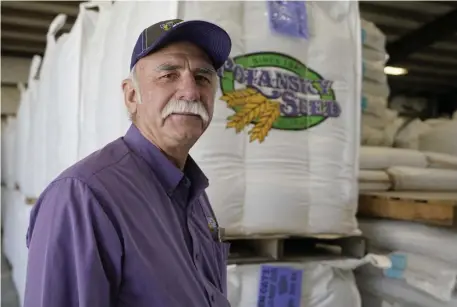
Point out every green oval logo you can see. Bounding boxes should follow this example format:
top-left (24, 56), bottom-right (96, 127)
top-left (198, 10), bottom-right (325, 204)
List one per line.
top-left (218, 52), bottom-right (341, 143)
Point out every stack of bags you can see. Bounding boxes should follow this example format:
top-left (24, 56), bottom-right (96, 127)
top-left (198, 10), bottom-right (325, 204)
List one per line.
top-left (358, 146), bottom-right (457, 193)
top-left (357, 145), bottom-right (457, 306)
top-left (355, 220), bottom-right (457, 307)
top-left (360, 19), bottom-right (404, 147)
top-left (394, 114), bottom-right (456, 152)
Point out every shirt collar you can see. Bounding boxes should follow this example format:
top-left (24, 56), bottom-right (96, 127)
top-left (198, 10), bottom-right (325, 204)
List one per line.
top-left (123, 124), bottom-right (209, 198)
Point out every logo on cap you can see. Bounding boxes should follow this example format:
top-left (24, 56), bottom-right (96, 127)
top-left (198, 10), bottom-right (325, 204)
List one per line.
top-left (160, 20), bottom-right (183, 31)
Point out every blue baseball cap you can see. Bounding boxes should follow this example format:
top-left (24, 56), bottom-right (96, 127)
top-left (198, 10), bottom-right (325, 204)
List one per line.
top-left (130, 19), bottom-right (232, 71)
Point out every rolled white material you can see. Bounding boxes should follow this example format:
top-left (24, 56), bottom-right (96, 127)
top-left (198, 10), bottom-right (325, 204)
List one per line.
top-left (359, 170), bottom-right (391, 191)
top-left (424, 152), bottom-right (457, 170)
top-left (387, 166), bottom-right (457, 192)
top-left (360, 147), bottom-right (428, 170)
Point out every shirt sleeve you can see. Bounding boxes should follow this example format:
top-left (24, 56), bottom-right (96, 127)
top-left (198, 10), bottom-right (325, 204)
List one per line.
top-left (24, 178), bottom-right (122, 307)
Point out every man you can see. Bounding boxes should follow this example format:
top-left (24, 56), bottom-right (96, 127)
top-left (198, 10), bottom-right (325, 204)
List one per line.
top-left (24, 18), bottom-right (232, 307)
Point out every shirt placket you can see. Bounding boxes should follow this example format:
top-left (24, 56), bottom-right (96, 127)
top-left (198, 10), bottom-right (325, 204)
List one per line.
top-left (186, 201), bottom-right (217, 307)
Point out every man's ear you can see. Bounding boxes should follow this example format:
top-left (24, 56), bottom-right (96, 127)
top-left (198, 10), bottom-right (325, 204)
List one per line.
top-left (122, 78), bottom-right (138, 116)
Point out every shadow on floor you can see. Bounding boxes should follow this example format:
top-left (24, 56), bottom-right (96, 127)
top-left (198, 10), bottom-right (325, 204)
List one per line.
top-left (1, 254), bottom-right (20, 307)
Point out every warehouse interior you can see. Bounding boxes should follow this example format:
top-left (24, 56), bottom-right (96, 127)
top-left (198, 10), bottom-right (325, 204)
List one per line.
top-left (1, 1), bottom-right (457, 307)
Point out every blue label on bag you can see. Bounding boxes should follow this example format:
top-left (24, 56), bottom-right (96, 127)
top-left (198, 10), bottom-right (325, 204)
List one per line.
top-left (361, 96), bottom-right (367, 111)
top-left (257, 265), bottom-right (303, 307)
top-left (361, 29), bottom-right (367, 44)
top-left (268, 1), bottom-right (309, 39)
top-left (389, 253), bottom-right (407, 270)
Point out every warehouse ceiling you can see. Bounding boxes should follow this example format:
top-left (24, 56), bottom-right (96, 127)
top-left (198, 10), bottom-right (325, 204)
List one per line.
top-left (1, 1), bottom-right (457, 105)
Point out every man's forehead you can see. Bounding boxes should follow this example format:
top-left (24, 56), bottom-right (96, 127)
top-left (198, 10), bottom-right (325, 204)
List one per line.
top-left (153, 42), bottom-right (211, 62)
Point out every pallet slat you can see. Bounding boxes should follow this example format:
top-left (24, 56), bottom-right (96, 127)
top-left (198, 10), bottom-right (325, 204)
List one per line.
top-left (224, 233), bottom-right (366, 264)
top-left (358, 191), bottom-right (457, 227)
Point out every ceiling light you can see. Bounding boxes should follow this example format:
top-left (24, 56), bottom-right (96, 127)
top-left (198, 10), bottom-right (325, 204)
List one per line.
top-left (384, 66), bottom-right (408, 76)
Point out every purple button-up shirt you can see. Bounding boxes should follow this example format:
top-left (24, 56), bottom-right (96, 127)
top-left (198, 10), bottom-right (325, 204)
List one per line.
top-left (24, 124), bottom-right (230, 307)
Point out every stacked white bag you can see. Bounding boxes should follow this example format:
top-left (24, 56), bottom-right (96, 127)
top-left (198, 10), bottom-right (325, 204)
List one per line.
top-left (185, 0), bottom-right (362, 235)
top-left (419, 120), bottom-right (457, 157)
top-left (1, 116), bottom-right (17, 189)
top-left (360, 19), bottom-right (403, 147)
top-left (14, 56), bottom-right (42, 197)
top-left (359, 146), bottom-right (457, 192)
top-left (227, 261), bottom-right (362, 307)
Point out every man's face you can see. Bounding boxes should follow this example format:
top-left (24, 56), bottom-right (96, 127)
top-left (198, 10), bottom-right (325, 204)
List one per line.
top-left (123, 41), bottom-right (217, 149)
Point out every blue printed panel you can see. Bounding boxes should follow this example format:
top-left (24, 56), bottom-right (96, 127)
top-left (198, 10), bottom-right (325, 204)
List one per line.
top-left (267, 1), bottom-right (309, 39)
top-left (257, 265), bottom-right (303, 307)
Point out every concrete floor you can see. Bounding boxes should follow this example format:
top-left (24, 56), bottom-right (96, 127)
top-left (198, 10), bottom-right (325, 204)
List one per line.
top-left (1, 254), bottom-right (20, 307)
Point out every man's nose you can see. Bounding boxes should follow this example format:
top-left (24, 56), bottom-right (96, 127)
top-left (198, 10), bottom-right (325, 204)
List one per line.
top-left (177, 74), bottom-right (201, 102)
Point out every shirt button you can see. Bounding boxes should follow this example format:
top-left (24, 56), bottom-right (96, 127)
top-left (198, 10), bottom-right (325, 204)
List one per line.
top-left (195, 253), bottom-right (199, 261)
top-left (210, 294), bottom-right (215, 302)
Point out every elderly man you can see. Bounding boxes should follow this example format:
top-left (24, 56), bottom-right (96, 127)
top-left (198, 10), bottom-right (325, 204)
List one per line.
top-left (24, 19), bottom-right (232, 307)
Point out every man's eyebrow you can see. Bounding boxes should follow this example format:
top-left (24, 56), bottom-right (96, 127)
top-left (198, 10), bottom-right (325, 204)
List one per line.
top-left (196, 67), bottom-right (216, 75)
top-left (154, 64), bottom-right (216, 74)
top-left (155, 64), bottom-right (181, 71)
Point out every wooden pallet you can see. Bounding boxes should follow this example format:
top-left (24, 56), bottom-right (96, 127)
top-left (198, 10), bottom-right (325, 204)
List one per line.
top-left (358, 191), bottom-right (457, 227)
top-left (224, 233), bottom-right (366, 264)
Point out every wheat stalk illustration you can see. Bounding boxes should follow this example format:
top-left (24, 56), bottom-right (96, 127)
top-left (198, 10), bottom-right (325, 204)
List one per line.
top-left (226, 93), bottom-right (269, 132)
top-left (221, 88), bottom-right (281, 142)
top-left (248, 101), bottom-right (281, 143)
top-left (220, 88), bottom-right (258, 107)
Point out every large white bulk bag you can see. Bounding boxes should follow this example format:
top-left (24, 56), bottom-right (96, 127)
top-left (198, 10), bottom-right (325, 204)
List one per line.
top-left (48, 3), bottom-right (98, 178)
top-left (32, 14), bottom-right (67, 197)
top-left (79, 1), bottom-right (114, 159)
top-left (227, 262), bottom-right (362, 307)
top-left (189, 1), bottom-right (362, 235)
top-left (1, 119), bottom-right (8, 184)
top-left (10, 194), bottom-right (33, 307)
top-left (16, 56), bottom-right (42, 197)
top-left (2, 117), bottom-right (18, 189)
top-left (2, 188), bottom-right (21, 263)
top-left (419, 121), bottom-right (457, 156)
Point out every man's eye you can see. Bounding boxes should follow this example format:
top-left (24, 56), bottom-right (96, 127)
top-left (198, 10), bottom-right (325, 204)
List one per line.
top-left (161, 73), bottom-right (178, 80)
top-left (195, 75), bottom-right (211, 83)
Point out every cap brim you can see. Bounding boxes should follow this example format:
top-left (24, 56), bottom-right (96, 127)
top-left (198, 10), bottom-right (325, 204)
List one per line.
top-left (141, 20), bottom-right (232, 70)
